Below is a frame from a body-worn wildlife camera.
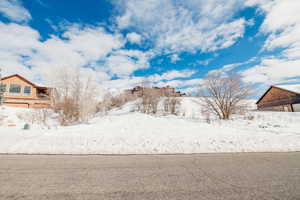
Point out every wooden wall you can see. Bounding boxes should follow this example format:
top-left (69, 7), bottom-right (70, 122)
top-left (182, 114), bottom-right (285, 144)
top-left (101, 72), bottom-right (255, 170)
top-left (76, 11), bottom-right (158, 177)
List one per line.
top-left (2, 76), bottom-right (38, 99)
top-left (1, 75), bottom-right (51, 109)
top-left (257, 87), bottom-right (300, 112)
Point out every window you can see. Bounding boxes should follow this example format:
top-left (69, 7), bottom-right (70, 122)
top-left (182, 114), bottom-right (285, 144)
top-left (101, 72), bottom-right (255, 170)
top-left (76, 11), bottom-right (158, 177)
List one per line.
top-left (24, 86), bottom-right (32, 95)
top-left (9, 84), bottom-right (21, 94)
top-left (0, 84), bottom-right (6, 93)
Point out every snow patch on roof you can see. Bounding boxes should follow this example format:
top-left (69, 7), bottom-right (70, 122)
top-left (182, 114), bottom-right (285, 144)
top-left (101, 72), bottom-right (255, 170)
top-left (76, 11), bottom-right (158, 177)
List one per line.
top-left (275, 84), bottom-right (300, 94)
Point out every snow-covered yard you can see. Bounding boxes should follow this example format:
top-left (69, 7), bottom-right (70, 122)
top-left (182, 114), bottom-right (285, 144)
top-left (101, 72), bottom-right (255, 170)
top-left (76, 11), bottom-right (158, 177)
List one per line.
top-left (0, 98), bottom-right (300, 154)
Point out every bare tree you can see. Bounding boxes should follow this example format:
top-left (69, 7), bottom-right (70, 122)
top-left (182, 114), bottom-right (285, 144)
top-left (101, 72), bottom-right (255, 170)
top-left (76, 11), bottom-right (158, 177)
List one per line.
top-left (97, 91), bottom-right (138, 114)
top-left (169, 97), bottom-right (181, 115)
top-left (97, 92), bottom-right (113, 114)
top-left (138, 87), bottom-right (160, 114)
top-left (199, 72), bottom-right (253, 120)
top-left (0, 69), bottom-right (5, 106)
top-left (137, 87), bottom-right (159, 114)
top-left (163, 97), bottom-right (181, 115)
top-left (49, 67), bottom-right (100, 125)
top-left (134, 77), bottom-right (160, 114)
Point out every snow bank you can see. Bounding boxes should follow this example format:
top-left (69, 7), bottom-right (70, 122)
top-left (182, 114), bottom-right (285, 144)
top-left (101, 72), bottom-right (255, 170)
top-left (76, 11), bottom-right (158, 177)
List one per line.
top-left (0, 98), bottom-right (299, 154)
top-left (0, 106), bottom-right (29, 126)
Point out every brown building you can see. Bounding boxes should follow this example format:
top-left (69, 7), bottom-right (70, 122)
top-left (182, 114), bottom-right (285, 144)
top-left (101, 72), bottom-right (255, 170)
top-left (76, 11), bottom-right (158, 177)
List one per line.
top-left (256, 85), bottom-right (300, 112)
top-left (0, 74), bottom-right (51, 109)
top-left (126, 86), bottom-right (188, 97)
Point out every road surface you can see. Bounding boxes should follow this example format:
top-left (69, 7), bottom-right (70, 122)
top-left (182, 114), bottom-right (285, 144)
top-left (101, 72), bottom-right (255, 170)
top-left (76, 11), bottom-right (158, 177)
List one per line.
top-left (0, 153), bottom-right (300, 200)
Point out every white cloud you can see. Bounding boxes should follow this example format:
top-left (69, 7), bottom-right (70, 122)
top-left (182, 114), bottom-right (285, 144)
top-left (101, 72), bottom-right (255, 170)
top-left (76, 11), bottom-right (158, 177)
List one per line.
top-left (149, 70), bottom-right (196, 82)
top-left (101, 76), bottom-right (143, 93)
top-left (126, 32), bottom-right (142, 44)
top-left (242, 0), bottom-right (300, 84)
top-left (208, 57), bottom-right (257, 76)
top-left (106, 55), bottom-right (139, 77)
top-left (0, 22), bottom-right (200, 92)
top-left (170, 54), bottom-right (180, 63)
top-left (244, 0), bottom-right (274, 11)
top-left (0, 22), bottom-right (40, 51)
top-left (0, 22), bottom-right (152, 83)
top-left (29, 25), bottom-right (125, 81)
top-left (155, 78), bottom-right (203, 88)
top-left (101, 70), bottom-right (199, 92)
top-left (0, 22), bottom-right (41, 79)
top-left (180, 87), bottom-right (199, 95)
top-left (114, 0), bottom-right (247, 53)
top-left (104, 49), bottom-right (153, 78)
top-left (242, 58), bottom-right (300, 84)
top-left (0, 0), bottom-right (31, 23)
top-left (197, 58), bottom-right (213, 66)
top-left (260, 1), bottom-right (300, 55)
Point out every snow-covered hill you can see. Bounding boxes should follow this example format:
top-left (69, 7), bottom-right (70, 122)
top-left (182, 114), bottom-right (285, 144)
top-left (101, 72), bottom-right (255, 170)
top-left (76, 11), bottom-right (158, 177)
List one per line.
top-left (0, 97), bottom-right (299, 154)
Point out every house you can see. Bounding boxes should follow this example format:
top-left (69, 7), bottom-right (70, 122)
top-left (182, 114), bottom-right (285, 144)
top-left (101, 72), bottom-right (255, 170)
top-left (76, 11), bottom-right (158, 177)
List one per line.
top-left (256, 84), bottom-right (300, 112)
top-left (0, 74), bottom-right (51, 109)
top-left (125, 86), bottom-right (188, 97)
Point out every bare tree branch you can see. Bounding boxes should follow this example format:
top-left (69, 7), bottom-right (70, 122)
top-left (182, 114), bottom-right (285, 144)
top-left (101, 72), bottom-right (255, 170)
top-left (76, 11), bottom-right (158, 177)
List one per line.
top-left (199, 72), bottom-right (253, 120)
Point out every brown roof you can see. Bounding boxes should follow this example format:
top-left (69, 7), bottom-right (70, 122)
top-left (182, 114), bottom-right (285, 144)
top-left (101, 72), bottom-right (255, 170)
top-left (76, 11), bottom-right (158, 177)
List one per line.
top-left (1, 74), bottom-right (48, 89)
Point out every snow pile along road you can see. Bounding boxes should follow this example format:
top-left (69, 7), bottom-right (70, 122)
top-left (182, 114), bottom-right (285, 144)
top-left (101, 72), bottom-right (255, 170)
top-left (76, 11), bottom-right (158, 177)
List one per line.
top-left (0, 98), bottom-right (299, 154)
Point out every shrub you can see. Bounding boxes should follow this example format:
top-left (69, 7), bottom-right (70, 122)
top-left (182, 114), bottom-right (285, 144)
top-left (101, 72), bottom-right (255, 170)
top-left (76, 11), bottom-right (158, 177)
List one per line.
top-left (163, 97), bottom-right (181, 115)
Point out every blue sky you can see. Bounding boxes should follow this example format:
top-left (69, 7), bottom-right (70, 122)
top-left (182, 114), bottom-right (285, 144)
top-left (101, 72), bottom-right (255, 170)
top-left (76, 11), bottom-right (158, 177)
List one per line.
top-left (0, 0), bottom-right (299, 96)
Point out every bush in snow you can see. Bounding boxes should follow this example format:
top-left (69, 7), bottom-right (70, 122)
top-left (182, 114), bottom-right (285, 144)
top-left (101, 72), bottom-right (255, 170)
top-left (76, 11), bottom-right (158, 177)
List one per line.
top-left (137, 87), bottom-right (160, 114)
top-left (17, 109), bottom-right (53, 128)
top-left (163, 97), bottom-right (181, 115)
top-left (244, 114), bottom-right (255, 121)
top-left (97, 92), bottom-right (138, 114)
top-left (48, 67), bottom-right (100, 126)
top-left (201, 108), bottom-right (211, 124)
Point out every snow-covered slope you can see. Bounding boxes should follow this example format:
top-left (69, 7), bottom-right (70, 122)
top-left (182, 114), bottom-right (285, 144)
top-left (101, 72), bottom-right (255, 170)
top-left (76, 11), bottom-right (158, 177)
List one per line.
top-left (0, 98), bottom-right (299, 154)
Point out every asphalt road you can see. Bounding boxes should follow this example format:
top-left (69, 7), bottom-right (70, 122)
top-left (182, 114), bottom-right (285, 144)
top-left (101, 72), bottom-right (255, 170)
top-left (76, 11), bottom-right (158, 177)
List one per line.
top-left (0, 153), bottom-right (300, 200)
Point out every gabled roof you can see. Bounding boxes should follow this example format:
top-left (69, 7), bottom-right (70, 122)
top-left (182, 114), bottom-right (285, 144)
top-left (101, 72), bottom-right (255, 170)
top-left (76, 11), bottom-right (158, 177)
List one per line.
top-left (256, 84), bottom-right (300, 104)
top-left (275, 84), bottom-right (300, 95)
top-left (1, 74), bottom-right (48, 89)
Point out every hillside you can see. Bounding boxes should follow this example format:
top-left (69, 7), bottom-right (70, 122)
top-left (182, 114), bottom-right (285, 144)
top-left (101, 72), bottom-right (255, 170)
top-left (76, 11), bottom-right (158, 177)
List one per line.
top-left (0, 97), bottom-right (299, 154)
